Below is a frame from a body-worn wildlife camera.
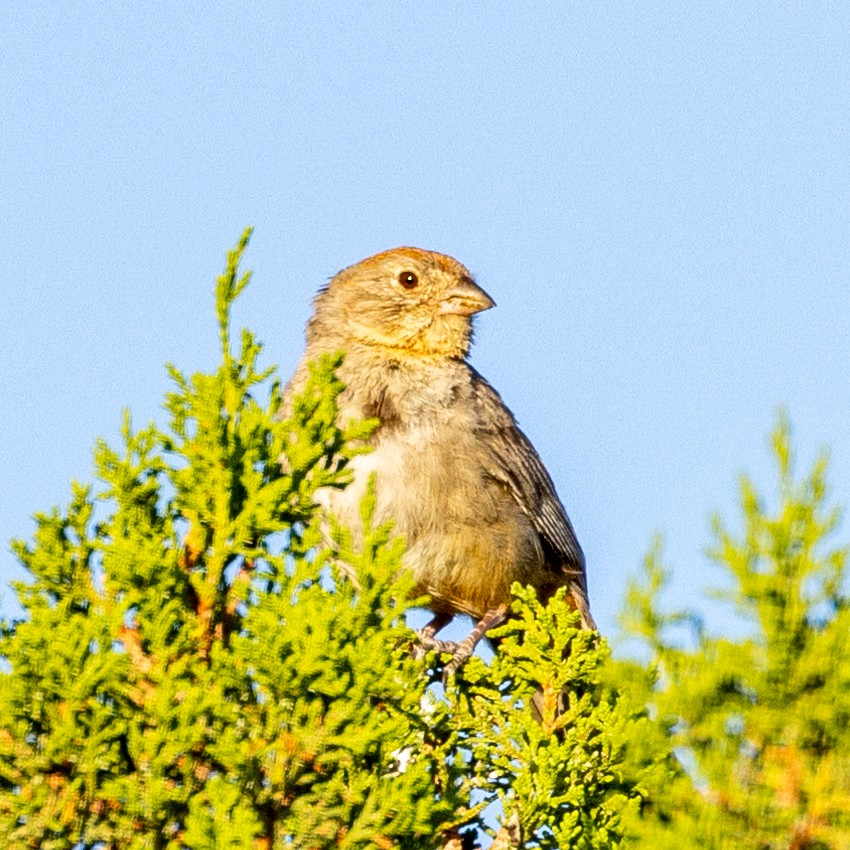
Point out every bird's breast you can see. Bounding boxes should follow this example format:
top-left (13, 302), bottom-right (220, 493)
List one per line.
top-left (304, 355), bottom-right (547, 616)
top-left (321, 383), bottom-right (544, 618)
top-left (328, 358), bottom-right (509, 534)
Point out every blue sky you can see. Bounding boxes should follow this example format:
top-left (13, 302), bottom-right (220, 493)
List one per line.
top-left (2, 3), bottom-right (849, 639)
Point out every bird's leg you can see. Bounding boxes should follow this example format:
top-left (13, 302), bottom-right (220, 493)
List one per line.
top-left (418, 612), bottom-right (453, 642)
top-left (442, 603), bottom-right (509, 681)
top-left (413, 612), bottom-right (458, 659)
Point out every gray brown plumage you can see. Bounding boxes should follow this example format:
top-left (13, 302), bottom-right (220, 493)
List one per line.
top-left (281, 247), bottom-right (594, 669)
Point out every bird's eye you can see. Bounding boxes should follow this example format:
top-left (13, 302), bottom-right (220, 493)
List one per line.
top-left (398, 271), bottom-right (419, 289)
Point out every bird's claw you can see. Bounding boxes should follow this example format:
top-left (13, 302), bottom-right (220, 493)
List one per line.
top-left (413, 633), bottom-right (459, 660)
top-left (441, 635), bottom-right (477, 682)
top-left (411, 632), bottom-right (473, 684)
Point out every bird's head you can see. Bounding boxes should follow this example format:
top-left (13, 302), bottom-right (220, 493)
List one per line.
top-left (308, 247), bottom-right (495, 358)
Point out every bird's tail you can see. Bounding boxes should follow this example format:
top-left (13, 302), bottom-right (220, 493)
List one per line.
top-left (569, 581), bottom-right (597, 632)
top-left (530, 580), bottom-right (597, 726)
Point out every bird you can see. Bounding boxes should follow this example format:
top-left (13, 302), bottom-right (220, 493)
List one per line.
top-left (280, 247), bottom-right (594, 675)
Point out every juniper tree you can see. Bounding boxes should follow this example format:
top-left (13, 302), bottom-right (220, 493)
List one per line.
top-left (616, 415), bottom-right (850, 849)
top-left (0, 231), bottom-right (646, 849)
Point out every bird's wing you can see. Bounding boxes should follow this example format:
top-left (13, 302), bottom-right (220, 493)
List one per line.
top-left (469, 369), bottom-right (591, 602)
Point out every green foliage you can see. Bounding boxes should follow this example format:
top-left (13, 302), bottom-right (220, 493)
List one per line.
top-left (0, 231), bottom-right (644, 849)
top-left (434, 587), bottom-right (654, 849)
top-left (9, 230), bottom-right (848, 850)
top-left (616, 413), bottom-right (850, 849)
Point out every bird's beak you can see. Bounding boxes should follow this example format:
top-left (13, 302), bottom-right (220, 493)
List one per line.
top-left (439, 277), bottom-right (496, 316)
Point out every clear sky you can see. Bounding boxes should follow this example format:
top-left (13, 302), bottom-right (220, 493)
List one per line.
top-left (2, 3), bottom-right (849, 639)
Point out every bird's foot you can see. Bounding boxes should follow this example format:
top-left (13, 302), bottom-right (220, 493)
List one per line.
top-left (410, 614), bottom-right (455, 660)
top-left (441, 636), bottom-right (478, 680)
top-left (420, 636), bottom-right (460, 654)
top-left (441, 603), bottom-right (509, 683)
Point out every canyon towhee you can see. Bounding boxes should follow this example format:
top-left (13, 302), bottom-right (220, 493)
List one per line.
top-left (282, 247), bottom-right (594, 674)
